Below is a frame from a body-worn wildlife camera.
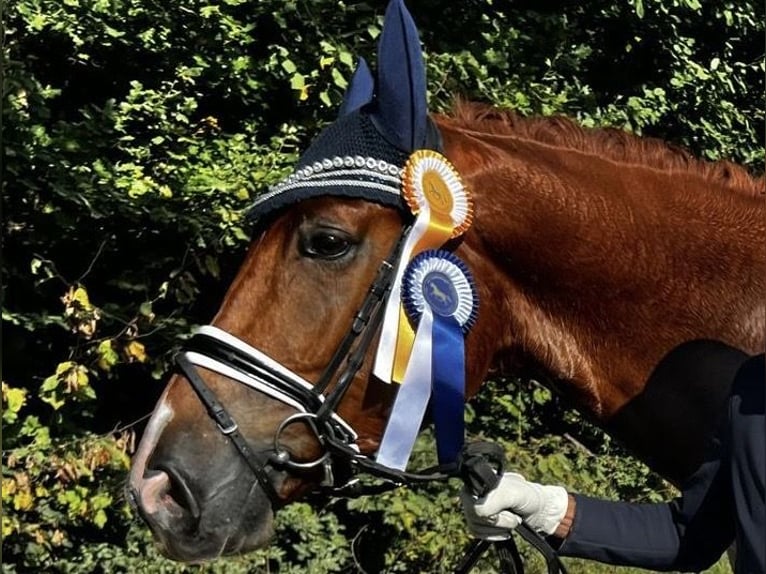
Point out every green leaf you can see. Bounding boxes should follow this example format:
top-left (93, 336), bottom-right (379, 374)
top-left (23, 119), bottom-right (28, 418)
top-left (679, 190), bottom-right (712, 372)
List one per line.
top-left (367, 24), bottom-right (380, 39)
top-left (96, 340), bottom-right (119, 371)
top-left (290, 73), bottom-right (305, 89)
top-left (93, 509), bottom-right (108, 528)
top-left (331, 68), bottom-right (347, 89)
top-left (338, 50), bottom-right (354, 67)
top-left (2, 384), bottom-right (27, 424)
top-left (633, 0), bottom-right (644, 19)
top-left (203, 255), bottom-right (220, 278)
top-left (28, 12), bottom-right (48, 30)
top-left (281, 59), bottom-right (297, 74)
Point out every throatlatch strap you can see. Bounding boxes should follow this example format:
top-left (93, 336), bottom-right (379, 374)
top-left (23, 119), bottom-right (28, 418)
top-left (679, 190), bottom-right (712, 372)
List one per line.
top-left (176, 353), bottom-right (282, 505)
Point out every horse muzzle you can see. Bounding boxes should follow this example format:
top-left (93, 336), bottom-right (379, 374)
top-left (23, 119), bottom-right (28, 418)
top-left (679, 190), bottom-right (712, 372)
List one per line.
top-left (127, 462), bottom-right (276, 562)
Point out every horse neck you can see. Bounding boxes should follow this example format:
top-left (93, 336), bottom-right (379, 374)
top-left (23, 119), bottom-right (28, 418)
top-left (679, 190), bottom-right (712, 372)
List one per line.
top-left (441, 123), bottom-right (765, 420)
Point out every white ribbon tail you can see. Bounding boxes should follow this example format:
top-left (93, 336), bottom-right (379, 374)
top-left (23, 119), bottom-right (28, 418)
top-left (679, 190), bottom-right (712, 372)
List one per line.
top-left (375, 307), bottom-right (434, 470)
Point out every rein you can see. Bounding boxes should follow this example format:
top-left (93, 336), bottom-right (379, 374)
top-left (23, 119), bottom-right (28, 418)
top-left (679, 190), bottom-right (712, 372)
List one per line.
top-left (174, 223), bottom-right (567, 573)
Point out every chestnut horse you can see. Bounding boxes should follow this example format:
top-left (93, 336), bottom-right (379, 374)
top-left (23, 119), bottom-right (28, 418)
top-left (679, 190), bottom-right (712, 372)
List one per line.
top-left (128, 102), bottom-right (764, 561)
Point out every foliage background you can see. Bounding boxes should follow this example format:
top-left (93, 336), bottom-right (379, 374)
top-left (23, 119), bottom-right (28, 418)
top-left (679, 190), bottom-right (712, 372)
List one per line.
top-left (2, 0), bottom-right (762, 572)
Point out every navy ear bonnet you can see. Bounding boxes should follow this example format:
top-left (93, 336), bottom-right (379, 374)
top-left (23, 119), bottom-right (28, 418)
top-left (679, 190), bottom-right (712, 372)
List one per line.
top-left (247, 0), bottom-right (442, 223)
top-left (248, 111), bottom-right (411, 221)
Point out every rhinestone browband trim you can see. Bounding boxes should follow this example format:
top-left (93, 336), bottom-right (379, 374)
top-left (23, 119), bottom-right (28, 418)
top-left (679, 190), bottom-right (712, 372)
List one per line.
top-left (251, 156), bottom-right (405, 209)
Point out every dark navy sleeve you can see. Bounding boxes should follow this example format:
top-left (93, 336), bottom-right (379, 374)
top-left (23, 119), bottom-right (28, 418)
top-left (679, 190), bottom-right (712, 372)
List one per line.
top-left (727, 354), bottom-right (765, 574)
top-left (557, 442), bottom-right (736, 571)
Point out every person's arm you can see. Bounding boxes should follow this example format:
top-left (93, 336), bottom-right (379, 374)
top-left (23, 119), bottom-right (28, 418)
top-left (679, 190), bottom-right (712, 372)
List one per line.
top-left (464, 448), bottom-right (735, 572)
top-left (557, 436), bottom-right (735, 571)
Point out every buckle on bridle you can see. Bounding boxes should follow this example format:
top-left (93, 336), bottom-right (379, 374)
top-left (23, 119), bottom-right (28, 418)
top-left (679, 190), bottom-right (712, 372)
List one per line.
top-left (217, 420), bottom-right (239, 435)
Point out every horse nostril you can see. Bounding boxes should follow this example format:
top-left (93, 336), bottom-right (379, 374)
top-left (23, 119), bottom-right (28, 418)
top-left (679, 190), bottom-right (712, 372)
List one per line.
top-left (154, 467), bottom-right (201, 520)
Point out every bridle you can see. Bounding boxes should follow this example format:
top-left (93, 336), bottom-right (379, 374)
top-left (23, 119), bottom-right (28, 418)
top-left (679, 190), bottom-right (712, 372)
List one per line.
top-left (174, 220), bottom-right (569, 574)
top-left (175, 223), bottom-right (449, 506)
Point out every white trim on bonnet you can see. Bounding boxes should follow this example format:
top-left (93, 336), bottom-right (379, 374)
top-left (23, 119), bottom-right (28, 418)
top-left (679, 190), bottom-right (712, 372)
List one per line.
top-left (249, 154), bottom-right (405, 212)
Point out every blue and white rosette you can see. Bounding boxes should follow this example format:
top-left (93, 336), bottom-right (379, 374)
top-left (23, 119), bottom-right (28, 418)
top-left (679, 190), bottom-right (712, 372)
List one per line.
top-left (376, 250), bottom-right (478, 470)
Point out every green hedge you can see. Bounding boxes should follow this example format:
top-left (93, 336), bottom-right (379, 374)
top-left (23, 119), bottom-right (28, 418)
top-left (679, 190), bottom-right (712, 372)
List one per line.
top-left (2, 0), bottom-right (761, 571)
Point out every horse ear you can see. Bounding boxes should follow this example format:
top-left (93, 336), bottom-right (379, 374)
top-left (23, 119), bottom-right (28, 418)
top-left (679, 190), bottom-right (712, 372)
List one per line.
top-left (372, 0), bottom-right (428, 151)
top-left (338, 57), bottom-right (374, 117)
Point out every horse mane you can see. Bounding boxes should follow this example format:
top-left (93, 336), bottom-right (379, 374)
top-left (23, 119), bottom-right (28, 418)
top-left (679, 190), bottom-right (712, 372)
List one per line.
top-left (439, 100), bottom-right (765, 198)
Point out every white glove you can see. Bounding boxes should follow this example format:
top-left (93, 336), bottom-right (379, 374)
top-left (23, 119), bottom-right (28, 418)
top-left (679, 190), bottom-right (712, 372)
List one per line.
top-left (460, 489), bottom-right (522, 541)
top-left (465, 472), bottom-right (570, 537)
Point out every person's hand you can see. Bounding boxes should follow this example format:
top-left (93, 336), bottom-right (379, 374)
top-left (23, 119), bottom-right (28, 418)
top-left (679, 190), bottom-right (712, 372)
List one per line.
top-left (460, 489), bottom-right (521, 541)
top-left (461, 472), bottom-right (569, 538)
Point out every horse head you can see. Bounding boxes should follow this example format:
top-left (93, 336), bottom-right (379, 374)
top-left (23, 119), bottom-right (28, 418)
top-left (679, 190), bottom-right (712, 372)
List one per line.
top-left (126, 1), bottom-right (499, 560)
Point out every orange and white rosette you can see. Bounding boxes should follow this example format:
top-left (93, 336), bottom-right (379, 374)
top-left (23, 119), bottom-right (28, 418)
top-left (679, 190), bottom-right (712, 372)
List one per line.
top-left (373, 150), bottom-right (473, 384)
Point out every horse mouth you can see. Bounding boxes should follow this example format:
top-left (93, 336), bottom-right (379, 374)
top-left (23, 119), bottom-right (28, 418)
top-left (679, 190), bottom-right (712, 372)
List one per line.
top-left (148, 504), bottom-right (276, 563)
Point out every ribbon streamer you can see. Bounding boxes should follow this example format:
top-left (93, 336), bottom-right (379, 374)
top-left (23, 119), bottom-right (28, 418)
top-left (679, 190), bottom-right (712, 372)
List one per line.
top-left (374, 306), bottom-right (435, 469)
top-left (431, 312), bottom-right (465, 463)
top-left (376, 250), bottom-right (478, 470)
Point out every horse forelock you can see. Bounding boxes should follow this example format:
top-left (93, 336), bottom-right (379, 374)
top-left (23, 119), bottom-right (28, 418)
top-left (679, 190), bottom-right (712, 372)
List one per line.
top-left (438, 100), bottom-right (765, 198)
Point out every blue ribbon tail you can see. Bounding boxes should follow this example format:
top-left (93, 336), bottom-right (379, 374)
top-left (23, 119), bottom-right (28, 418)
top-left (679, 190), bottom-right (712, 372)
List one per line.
top-left (431, 315), bottom-right (465, 464)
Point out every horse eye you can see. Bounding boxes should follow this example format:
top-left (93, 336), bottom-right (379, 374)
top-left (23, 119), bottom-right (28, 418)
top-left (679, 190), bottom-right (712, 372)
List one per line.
top-left (300, 229), bottom-right (353, 260)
